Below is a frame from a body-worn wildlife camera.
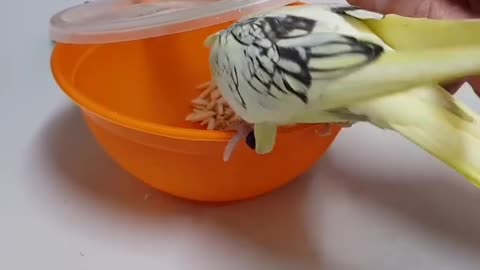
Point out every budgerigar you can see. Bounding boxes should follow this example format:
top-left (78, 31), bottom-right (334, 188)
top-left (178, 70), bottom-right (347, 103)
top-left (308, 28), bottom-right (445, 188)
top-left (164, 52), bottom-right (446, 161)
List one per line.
top-left (205, 4), bottom-right (480, 187)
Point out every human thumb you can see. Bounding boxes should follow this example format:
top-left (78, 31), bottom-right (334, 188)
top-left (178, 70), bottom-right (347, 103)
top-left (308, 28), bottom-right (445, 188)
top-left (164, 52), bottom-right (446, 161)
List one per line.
top-left (346, 0), bottom-right (475, 19)
top-left (346, 0), bottom-right (390, 12)
top-left (346, 0), bottom-right (433, 17)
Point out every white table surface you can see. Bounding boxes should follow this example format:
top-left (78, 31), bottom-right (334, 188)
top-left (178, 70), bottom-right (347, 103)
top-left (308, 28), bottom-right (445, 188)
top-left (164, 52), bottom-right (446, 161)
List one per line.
top-left (2, 1), bottom-right (480, 269)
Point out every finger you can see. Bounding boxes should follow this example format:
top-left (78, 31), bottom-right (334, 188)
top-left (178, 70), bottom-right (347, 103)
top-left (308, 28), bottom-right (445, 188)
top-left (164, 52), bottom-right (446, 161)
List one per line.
top-left (347, 0), bottom-right (389, 13)
top-left (347, 0), bottom-right (424, 15)
top-left (347, 0), bottom-right (474, 19)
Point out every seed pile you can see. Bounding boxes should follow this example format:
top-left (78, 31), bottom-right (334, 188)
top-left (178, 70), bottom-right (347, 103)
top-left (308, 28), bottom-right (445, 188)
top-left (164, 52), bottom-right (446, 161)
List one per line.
top-left (185, 81), bottom-right (246, 131)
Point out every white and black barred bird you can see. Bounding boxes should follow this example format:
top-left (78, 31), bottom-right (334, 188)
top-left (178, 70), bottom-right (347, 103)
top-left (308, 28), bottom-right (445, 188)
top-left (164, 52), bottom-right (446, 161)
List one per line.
top-left (207, 6), bottom-right (387, 125)
top-left (206, 4), bottom-right (480, 188)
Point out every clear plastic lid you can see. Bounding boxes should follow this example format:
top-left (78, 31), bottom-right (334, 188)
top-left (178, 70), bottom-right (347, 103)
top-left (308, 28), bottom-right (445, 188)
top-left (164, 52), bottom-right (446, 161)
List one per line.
top-left (49, 0), bottom-right (298, 44)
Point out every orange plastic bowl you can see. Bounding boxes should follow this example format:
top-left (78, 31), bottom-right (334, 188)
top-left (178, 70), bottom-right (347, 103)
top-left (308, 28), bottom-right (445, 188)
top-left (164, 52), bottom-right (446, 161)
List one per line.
top-left (50, 20), bottom-right (342, 202)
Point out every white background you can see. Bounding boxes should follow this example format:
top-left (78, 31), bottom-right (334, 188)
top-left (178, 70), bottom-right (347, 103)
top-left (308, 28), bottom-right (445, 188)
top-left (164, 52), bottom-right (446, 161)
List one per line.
top-left (1, 0), bottom-right (480, 269)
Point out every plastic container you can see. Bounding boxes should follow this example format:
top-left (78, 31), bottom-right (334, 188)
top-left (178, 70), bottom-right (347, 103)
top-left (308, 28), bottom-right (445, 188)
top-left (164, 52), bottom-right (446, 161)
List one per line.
top-left (49, 0), bottom-right (342, 202)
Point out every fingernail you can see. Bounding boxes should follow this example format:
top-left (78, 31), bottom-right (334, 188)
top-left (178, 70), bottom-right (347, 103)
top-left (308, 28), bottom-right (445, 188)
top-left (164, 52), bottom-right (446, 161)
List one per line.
top-left (346, 0), bottom-right (388, 13)
top-left (346, 0), bottom-right (362, 7)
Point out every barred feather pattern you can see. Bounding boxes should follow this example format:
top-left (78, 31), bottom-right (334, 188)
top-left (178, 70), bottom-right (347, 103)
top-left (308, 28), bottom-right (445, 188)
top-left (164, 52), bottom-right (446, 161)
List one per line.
top-left (209, 7), bottom-right (385, 123)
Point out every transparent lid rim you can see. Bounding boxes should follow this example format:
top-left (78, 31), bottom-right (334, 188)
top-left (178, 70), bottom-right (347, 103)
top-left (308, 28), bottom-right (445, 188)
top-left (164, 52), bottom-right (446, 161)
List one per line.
top-left (49, 0), bottom-right (298, 44)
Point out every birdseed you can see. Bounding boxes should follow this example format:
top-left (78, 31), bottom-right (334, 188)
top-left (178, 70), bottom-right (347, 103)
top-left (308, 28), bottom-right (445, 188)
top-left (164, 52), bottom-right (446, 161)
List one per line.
top-left (186, 81), bottom-right (247, 131)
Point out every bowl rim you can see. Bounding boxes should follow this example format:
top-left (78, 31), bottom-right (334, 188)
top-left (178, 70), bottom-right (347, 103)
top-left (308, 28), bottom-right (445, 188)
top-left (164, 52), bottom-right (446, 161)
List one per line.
top-left (50, 43), bottom-right (323, 142)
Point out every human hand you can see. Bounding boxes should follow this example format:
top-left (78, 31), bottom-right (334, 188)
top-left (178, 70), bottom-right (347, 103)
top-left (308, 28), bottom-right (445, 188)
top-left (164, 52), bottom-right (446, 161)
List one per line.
top-left (347, 0), bottom-right (480, 96)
